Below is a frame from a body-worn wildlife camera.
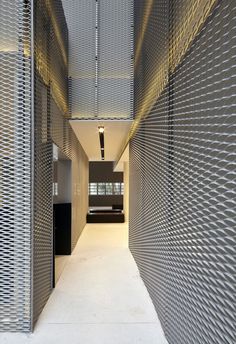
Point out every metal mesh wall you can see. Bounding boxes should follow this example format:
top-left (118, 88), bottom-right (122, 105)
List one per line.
top-left (130, 1), bottom-right (236, 343)
top-left (0, 0), bottom-right (32, 332)
top-left (33, 0), bottom-right (59, 326)
top-left (0, 0), bottom-right (88, 332)
top-left (134, 0), bottom-right (169, 121)
top-left (33, 0), bottom-right (88, 326)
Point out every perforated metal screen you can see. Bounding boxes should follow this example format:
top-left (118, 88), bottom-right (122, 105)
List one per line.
top-left (130, 1), bottom-right (236, 343)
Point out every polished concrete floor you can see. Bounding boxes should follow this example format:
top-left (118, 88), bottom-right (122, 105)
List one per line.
top-left (0, 223), bottom-right (168, 344)
top-left (55, 255), bottom-right (69, 284)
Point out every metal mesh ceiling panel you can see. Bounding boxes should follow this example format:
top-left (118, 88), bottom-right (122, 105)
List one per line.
top-left (0, 0), bottom-right (32, 332)
top-left (130, 0), bottom-right (236, 343)
top-left (98, 0), bottom-right (133, 118)
top-left (62, 0), bottom-right (96, 118)
top-left (62, 0), bottom-right (133, 119)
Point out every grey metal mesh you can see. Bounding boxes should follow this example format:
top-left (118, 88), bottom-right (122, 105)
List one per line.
top-left (98, 0), bottom-right (133, 118)
top-left (62, 0), bottom-right (96, 118)
top-left (0, 0), bottom-right (32, 332)
top-left (33, 0), bottom-right (88, 326)
top-left (130, 0), bottom-right (236, 343)
top-left (0, 0), bottom-right (87, 332)
top-left (33, 0), bottom-right (57, 326)
top-left (62, 0), bottom-right (133, 120)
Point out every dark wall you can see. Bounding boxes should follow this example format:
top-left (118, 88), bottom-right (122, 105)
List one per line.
top-left (130, 1), bottom-right (236, 344)
top-left (89, 195), bottom-right (123, 207)
top-left (89, 162), bottom-right (123, 207)
top-left (89, 162), bottom-right (123, 182)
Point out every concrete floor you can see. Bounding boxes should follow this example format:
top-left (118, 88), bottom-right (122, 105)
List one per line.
top-left (55, 255), bottom-right (69, 284)
top-left (0, 223), bottom-right (168, 344)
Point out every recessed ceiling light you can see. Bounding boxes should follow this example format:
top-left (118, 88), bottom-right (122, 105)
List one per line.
top-left (98, 126), bottom-right (104, 133)
top-left (98, 126), bottom-right (105, 160)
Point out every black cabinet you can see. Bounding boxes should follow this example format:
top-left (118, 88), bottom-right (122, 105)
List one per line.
top-left (53, 203), bottom-right (71, 255)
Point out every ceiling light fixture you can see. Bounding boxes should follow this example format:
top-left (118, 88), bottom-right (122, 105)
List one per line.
top-left (98, 126), bottom-right (105, 133)
top-left (98, 126), bottom-right (105, 160)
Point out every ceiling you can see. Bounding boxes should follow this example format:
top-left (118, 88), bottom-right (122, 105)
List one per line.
top-left (70, 120), bottom-right (133, 162)
top-left (62, 0), bottom-right (132, 119)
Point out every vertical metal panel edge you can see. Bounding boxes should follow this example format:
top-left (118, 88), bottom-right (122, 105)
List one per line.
top-left (30, 0), bottom-right (35, 332)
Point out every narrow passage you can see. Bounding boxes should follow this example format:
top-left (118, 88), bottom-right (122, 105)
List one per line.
top-left (1, 223), bottom-right (167, 344)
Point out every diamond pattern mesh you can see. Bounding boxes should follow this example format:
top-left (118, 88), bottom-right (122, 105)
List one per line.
top-left (0, 0), bottom-right (32, 332)
top-left (130, 1), bottom-right (236, 343)
top-left (62, 0), bottom-right (133, 120)
top-left (98, 0), bottom-right (133, 118)
top-left (33, 0), bottom-right (60, 326)
top-left (62, 0), bottom-right (96, 118)
top-left (33, 0), bottom-right (88, 326)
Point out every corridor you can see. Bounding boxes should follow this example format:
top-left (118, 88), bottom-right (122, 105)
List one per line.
top-left (0, 223), bottom-right (167, 344)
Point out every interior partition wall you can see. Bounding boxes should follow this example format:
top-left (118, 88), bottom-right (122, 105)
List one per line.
top-left (0, 0), bottom-right (89, 332)
top-left (34, 0), bottom-right (89, 326)
top-left (0, 0), bottom-right (32, 332)
top-left (130, 1), bottom-right (236, 343)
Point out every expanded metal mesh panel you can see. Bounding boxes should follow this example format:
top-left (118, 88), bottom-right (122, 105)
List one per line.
top-left (49, 0), bottom-right (68, 116)
top-left (169, 0), bottom-right (217, 73)
top-left (130, 87), bottom-right (170, 332)
top-left (33, 72), bottom-right (53, 325)
top-left (130, 1), bottom-right (236, 343)
top-left (33, 1), bottom-right (89, 325)
top-left (98, 0), bottom-right (133, 118)
top-left (62, 0), bottom-right (96, 118)
top-left (70, 132), bottom-right (89, 250)
top-left (62, 0), bottom-right (133, 119)
top-left (0, 0), bottom-right (32, 332)
top-left (70, 78), bottom-right (96, 118)
top-left (33, 0), bottom-right (71, 325)
top-left (98, 79), bottom-right (132, 118)
top-left (0, 0), bottom-right (88, 331)
top-left (134, 0), bottom-right (169, 119)
top-left (33, 0), bottom-right (54, 325)
top-left (124, 0), bottom-right (218, 151)
top-left (51, 101), bottom-right (69, 158)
